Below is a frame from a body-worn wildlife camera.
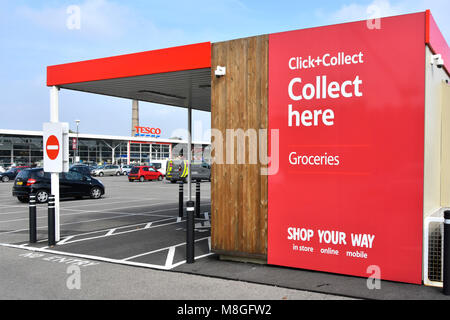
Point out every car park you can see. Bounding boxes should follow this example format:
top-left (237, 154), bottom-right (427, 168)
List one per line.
top-left (12, 168), bottom-right (105, 203)
top-left (128, 166), bottom-right (164, 182)
top-left (91, 164), bottom-right (122, 176)
top-left (0, 166), bottom-right (30, 182)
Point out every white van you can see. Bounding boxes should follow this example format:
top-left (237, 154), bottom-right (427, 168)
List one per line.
top-left (148, 160), bottom-right (167, 175)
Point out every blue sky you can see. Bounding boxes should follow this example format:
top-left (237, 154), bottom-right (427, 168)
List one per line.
top-left (0, 0), bottom-right (448, 141)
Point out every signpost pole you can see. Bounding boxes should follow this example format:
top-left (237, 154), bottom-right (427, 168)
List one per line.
top-left (179, 182), bottom-right (184, 218)
top-left (196, 181), bottom-right (201, 218)
top-left (48, 195), bottom-right (56, 246)
top-left (185, 80), bottom-right (195, 263)
top-left (186, 200), bottom-right (195, 263)
top-left (187, 106), bottom-right (192, 201)
top-left (50, 86), bottom-right (61, 242)
top-left (29, 194), bottom-right (37, 243)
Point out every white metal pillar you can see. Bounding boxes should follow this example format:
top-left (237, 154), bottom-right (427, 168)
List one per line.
top-left (50, 86), bottom-right (61, 242)
top-left (127, 141), bottom-right (131, 165)
top-left (186, 80), bottom-right (193, 201)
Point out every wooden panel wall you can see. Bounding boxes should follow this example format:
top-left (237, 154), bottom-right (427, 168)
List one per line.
top-left (210, 35), bottom-right (269, 260)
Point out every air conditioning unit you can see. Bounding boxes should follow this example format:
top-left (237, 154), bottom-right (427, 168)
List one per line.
top-left (423, 208), bottom-right (447, 287)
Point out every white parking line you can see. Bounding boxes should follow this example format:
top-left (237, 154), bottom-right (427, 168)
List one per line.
top-left (63, 201), bottom-right (176, 213)
top-left (0, 243), bottom-right (175, 270)
top-left (0, 198), bottom-right (155, 210)
top-left (51, 217), bottom-right (173, 245)
top-left (58, 218), bottom-right (183, 245)
top-left (123, 236), bottom-right (210, 261)
top-left (0, 210), bottom-right (32, 216)
top-left (105, 229), bottom-right (116, 236)
top-left (0, 204), bottom-right (29, 209)
top-left (0, 240), bottom-right (213, 271)
top-left (0, 214), bottom-right (132, 235)
top-left (62, 207), bottom-right (178, 219)
top-left (0, 202), bottom-right (175, 224)
top-left (57, 236), bottom-right (75, 245)
top-left (61, 198), bottom-right (158, 209)
top-left (165, 246), bottom-right (176, 268)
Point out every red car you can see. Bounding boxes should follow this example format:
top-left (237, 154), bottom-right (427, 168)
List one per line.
top-left (128, 166), bottom-right (164, 182)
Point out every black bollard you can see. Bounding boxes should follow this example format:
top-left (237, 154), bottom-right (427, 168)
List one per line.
top-left (444, 210), bottom-right (450, 295)
top-left (48, 195), bottom-right (56, 247)
top-left (29, 194), bottom-right (37, 243)
top-left (186, 200), bottom-right (195, 264)
top-left (179, 182), bottom-right (184, 218)
top-left (195, 181), bottom-right (201, 218)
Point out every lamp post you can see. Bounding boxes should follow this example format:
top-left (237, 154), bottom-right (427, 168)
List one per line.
top-left (75, 120), bottom-right (80, 163)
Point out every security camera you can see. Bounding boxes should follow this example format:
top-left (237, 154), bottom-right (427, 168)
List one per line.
top-left (431, 54), bottom-right (444, 68)
top-left (215, 66), bottom-right (226, 78)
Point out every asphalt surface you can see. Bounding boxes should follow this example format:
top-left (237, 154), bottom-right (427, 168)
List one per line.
top-left (0, 175), bottom-right (448, 300)
top-left (0, 245), bottom-right (350, 300)
top-left (0, 176), bottom-right (212, 270)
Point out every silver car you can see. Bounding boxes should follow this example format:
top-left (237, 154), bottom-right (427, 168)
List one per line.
top-left (121, 165), bottom-right (133, 175)
top-left (91, 165), bottom-right (121, 176)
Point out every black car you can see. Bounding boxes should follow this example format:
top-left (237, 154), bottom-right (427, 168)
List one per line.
top-left (13, 168), bottom-right (105, 203)
top-left (70, 164), bottom-right (92, 176)
top-left (0, 166), bottom-right (30, 182)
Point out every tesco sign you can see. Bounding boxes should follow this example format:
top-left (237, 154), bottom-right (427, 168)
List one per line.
top-left (135, 126), bottom-right (161, 138)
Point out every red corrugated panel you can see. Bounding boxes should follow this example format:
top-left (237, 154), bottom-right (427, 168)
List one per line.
top-left (47, 42), bottom-right (211, 86)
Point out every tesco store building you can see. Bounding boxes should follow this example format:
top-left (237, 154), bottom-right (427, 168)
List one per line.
top-left (0, 129), bottom-right (211, 167)
top-left (46, 11), bottom-right (450, 285)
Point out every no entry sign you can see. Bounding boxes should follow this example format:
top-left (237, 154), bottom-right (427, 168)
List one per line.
top-left (43, 122), bottom-right (69, 173)
top-left (46, 135), bottom-right (60, 160)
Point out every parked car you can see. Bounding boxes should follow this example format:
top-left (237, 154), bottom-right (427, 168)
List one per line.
top-left (91, 165), bottom-right (121, 176)
top-left (0, 166), bottom-right (5, 173)
top-left (165, 160), bottom-right (211, 183)
top-left (70, 164), bottom-right (92, 176)
top-left (0, 166), bottom-right (30, 182)
top-left (128, 166), bottom-right (164, 182)
top-left (13, 168), bottom-right (105, 203)
top-left (121, 164), bottom-right (134, 175)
